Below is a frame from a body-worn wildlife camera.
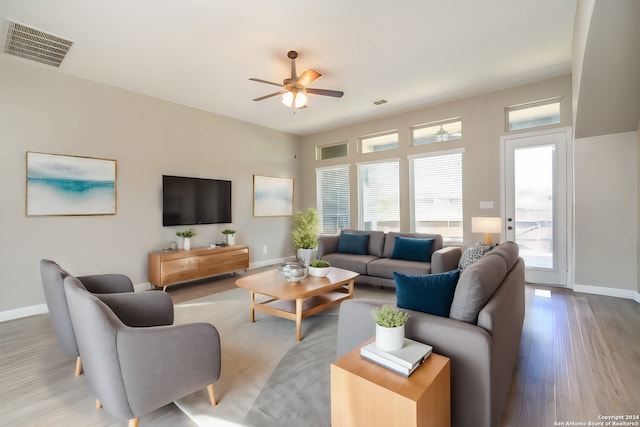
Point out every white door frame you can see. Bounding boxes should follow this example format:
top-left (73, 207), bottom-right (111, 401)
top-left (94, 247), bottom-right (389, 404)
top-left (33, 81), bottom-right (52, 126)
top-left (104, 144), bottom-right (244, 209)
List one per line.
top-left (500, 127), bottom-right (573, 287)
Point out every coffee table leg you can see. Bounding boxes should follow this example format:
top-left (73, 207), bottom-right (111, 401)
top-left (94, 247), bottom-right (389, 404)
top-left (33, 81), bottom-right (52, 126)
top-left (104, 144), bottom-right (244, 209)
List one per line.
top-left (250, 291), bottom-right (255, 323)
top-left (296, 298), bottom-right (303, 341)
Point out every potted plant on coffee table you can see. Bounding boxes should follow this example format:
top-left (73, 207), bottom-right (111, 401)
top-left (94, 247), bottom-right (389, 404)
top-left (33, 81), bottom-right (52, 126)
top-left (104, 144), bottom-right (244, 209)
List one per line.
top-left (308, 259), bottom-right (331, 277)
top-left (292, 207), bottom-right (319, 266)
top-left (372, 305), bottom-right (410, 352)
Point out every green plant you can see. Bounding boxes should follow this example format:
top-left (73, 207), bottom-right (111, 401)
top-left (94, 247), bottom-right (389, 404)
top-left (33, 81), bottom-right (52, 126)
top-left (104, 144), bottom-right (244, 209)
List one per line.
top-left (309, 259), bottom-right (330, 268)
top-left (371, 305), bottom-right (410, 328)
top-left (176, 229), bottom-right (196, 238)
top-left (292, 207), bottom-right (319, 249)
top-left (221, 229), bottom-right (236, 234)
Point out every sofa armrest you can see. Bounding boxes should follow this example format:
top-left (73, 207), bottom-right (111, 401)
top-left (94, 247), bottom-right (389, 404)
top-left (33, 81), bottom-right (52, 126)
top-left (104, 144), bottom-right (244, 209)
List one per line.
top-left (477, 258), bottom-right (525, 426)
top-left (431, 246), bottom-right (462, 273)
top-left (77, 274), bottom-right (135, 293)
top-left (337, 299), bottom-right (493, 427)
top-left (317, 235), bottom-right (340, 259)
top-left (96, 291), bottom-right (174, 327)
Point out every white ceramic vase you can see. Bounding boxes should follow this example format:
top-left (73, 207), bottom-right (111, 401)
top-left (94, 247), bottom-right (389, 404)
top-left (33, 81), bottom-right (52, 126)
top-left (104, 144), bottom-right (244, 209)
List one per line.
top-left (297, 248), bottom-right (317, 266)
top-left (224, 233), bottom-right (235, 246)
top-left (375, 324), bottom-right (405, 352)
top-left (183, 237), bottom-right (191, 251)
top-left (308, 266), bottom-right (331, 278)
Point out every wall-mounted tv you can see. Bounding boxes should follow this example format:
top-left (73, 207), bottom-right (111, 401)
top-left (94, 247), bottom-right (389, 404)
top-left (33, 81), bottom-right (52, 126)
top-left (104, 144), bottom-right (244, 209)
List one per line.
top-left (162, 175), bottom-right (232, 226)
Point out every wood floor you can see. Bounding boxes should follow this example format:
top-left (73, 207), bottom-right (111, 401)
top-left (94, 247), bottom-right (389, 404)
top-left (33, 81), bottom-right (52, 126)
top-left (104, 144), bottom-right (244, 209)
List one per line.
top-left (1, 271), bottom-right (638, 427)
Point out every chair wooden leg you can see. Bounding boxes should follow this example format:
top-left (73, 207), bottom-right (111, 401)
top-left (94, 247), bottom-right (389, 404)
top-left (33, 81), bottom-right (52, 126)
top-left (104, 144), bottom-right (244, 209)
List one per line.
top-left (95, 399), bottom-right (102, 409)
top-left (75, 356), bottom-right (83, 376)
top-left (128, 418), bottom-right (139, 427)
top-left (207, 383), bottom-right (216, 406)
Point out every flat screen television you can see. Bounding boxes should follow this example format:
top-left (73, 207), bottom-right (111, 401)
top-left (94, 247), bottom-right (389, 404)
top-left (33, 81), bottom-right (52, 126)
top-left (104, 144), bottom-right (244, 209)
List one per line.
top-left (162, 175), bottom-right (232, 226)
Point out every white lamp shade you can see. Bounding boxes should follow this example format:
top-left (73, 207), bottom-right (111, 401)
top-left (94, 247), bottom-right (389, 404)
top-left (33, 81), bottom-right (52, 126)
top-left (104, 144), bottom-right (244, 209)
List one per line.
top-left (471, 217), bottom-right (502, 244)
top-left (281, 91), bottom-right (307, 108)
top-left (282, 92), bottom-right (294, 107)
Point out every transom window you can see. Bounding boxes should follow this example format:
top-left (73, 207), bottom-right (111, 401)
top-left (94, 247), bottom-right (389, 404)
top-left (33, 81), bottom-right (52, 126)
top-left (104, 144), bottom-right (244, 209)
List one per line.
top-left (317, 141), bottom-right (348, 160)
top-left (358, 160), bottom-right (399, 232)
top-left (506, 98), bottom-right (561, 131)
top-left (359, 131), bottom-right (398, 153)
top-left (316, 165), bottom-right (350, 234)
top-left (410, 150), bottom-right (463, 244)
top-left (412, 118), bottom-right (462, 145)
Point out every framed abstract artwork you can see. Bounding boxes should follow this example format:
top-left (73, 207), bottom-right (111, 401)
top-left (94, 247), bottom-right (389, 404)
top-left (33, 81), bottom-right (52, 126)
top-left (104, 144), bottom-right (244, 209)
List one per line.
top-left (26, 152), bottom-right (117, 216)
top-left (253, 175), bottom-right (294, 217)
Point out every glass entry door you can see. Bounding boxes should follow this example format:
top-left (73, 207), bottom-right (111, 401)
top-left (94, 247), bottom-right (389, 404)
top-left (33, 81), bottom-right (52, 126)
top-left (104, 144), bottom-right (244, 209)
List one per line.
top-left (502, 128), bottom-right (570, 286)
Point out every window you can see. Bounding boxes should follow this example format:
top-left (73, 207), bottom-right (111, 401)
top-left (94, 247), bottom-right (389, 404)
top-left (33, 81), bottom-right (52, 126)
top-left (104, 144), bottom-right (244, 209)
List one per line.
top-left (412, 118), bottom-right (462, 145)
top-left (317, 141), bottom-right (348, 160)
top-left (359, 131), bottom-right (398, 153)
top-left (358, 160), bottom-right (400, 232)
top-left (410, 150), bottom-right (463, 244)
top-left (506, 98), bottom-right (561, 131)
top-left (316, 165), bottom-right (350, 234)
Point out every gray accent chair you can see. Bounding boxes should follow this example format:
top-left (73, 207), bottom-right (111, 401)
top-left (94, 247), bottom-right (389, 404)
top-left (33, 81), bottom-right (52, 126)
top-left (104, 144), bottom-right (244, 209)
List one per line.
top-left (336, 241), bottom-right (525, 427)
top-left (39, 259), bottom-right (144, 375)
top-left (64, 275), bottom-right (221, 427)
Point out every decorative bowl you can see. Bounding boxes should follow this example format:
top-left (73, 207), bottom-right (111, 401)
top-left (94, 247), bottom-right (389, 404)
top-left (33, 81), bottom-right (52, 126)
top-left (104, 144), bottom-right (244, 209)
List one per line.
top-left (279, 262), bottom-right (308, 282)
top-left (308, 266), bottom-right (331, 278)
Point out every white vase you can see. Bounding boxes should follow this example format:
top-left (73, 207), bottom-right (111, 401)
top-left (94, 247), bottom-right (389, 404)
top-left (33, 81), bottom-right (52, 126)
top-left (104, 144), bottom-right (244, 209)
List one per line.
top-left (308, 266), bottom-right (331, 278)
top-left (183, 237), bottom-right (191, 251)
top-left (297, 248), bottom-right (317, 266)
top-left (225, 234), bottom-right (235, 246)
top-left (375, 324), bottom-right (405, 352)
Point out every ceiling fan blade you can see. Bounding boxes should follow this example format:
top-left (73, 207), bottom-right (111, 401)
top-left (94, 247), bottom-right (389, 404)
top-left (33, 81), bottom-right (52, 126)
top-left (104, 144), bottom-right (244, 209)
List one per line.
top-left (297, 69), bottom-right (321, 87)
top-left (305, 88), bottom-right (344, 98)
top-left (253, 91), bottom-right (285, 101)
top-left (249, 78), bottom-right (284, 88)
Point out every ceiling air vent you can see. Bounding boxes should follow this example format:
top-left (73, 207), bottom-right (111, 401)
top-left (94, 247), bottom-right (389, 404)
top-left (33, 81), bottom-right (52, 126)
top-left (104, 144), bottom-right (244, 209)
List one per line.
top-left (3, 20), bottom-right (73, 67)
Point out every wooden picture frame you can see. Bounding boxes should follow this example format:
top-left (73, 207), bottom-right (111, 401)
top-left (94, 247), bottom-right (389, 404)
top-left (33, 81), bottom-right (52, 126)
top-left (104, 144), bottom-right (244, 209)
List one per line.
top-left (253, 175), bottom-right (294, 217)
top-left (26, 151), bottom-right (117, 216)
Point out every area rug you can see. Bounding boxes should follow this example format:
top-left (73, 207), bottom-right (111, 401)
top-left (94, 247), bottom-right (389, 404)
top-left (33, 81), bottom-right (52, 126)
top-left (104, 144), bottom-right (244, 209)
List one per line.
top-left (172, 285), bottom-right (395, 427)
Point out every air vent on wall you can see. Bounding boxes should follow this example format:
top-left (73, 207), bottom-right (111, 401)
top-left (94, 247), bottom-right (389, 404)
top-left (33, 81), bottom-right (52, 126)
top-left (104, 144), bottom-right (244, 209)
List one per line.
top-left (3, 20), bottom-right (73, 67)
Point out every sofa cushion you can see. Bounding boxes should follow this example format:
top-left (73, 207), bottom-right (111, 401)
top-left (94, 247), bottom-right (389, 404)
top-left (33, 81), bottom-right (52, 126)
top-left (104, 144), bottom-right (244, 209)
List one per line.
top-left (382, 232), bottom-right (443, 258)
top-left (391, 236), bottom-right (434, 262)
top-left (366, 258), bottom-right (431, 279)
top-left (459, 242), bottom-right (496, 270)
top-left (394, 269), bottom-right (460, 317)
top-left (321, 253), bottom-right (380, 275)
top-left (338, 232), bottom-right (369, 255)
top-left (449, 242), bottom-right (519, 323)
top-left (340, 229), bottom-right (386, 257)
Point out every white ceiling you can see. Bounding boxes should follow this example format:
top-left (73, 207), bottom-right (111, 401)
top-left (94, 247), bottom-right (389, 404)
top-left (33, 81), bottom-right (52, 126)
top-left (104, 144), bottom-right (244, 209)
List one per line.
top-left (1, 0), bottom-right (577, 136)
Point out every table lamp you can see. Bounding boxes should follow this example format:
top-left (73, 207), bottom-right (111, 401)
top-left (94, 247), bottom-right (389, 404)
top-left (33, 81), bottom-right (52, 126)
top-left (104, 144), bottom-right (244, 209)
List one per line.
top-left (471, 217), bottom-right (502, 245)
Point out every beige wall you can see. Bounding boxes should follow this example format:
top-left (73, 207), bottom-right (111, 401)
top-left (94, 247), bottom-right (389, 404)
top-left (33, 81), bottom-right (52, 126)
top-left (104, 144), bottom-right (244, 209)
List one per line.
top-left (0, 56), bottom-right (301, 312)
top-left (574, 132), bottom-right (638, 291)
top-left (300, 75), bottom-right (573, 244)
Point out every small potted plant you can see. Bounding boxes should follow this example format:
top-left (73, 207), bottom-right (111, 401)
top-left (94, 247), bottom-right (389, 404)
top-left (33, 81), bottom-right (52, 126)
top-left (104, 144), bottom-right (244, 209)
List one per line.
top-left (176, 229), bottom-right (196, 250)
top-left (221, 229), bottom-right (236, 246)
top-left (371, 305), bottom-right (410, 352)
top-left (308, 259), bottom-right (331, 277)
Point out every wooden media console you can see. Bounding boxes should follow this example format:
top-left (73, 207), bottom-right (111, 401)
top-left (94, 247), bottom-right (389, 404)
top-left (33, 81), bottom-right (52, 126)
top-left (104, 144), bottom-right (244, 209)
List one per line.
top-left (148, 245), bottom-right (249, 290)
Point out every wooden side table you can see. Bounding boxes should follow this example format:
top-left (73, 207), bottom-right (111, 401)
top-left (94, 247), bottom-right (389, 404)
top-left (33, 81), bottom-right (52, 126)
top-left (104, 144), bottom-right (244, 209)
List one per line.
top-left (331, 339), bottom-right (450, 427)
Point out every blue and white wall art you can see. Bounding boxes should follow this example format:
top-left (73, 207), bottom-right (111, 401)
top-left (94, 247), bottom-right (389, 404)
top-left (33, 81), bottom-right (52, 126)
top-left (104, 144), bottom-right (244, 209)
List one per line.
top-left (253, 175), bottom-right (294, 217)
top-left (26, 152), bottom-right (117, 216)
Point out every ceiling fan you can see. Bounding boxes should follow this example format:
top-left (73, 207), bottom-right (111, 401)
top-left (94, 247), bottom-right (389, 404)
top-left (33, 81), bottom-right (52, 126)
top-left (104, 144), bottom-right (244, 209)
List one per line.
top-left (250, 50), bottom-right (344, 109)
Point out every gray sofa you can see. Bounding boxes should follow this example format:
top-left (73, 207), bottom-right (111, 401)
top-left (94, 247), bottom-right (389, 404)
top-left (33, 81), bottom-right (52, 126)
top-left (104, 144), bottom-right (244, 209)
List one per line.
top-left (336, 241), bottom-right (525, 427)
top-left (317, 230), bottom-right (462, 288)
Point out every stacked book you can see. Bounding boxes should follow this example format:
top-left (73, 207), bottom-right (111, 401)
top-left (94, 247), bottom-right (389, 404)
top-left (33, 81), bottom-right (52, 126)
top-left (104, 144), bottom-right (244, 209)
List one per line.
top-left (360, 338), bottom-right (433, 377)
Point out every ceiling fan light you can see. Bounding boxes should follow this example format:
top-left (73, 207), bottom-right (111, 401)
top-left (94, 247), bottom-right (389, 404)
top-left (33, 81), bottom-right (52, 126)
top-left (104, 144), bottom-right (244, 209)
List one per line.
top-left (295, 92), bottom-right (307, 108)
top-left (282, 91), bottom-right (294, 107)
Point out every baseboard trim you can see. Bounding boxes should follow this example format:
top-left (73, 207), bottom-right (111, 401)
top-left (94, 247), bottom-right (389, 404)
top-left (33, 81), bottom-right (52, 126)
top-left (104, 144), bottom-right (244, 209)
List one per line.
top-left (0, 304), bottom-right (48, 323)
top-left (573, 283), bottom-right (640, 303)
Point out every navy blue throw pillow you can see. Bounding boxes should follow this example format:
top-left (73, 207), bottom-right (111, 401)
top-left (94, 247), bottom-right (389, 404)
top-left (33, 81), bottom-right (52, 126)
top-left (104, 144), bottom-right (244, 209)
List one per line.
top-left (394, 269), bottom-right (460, 317)
top-left (337, 232), bottom-right (369, 255)
top-left (391, 236), bottom-right (434, 262)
